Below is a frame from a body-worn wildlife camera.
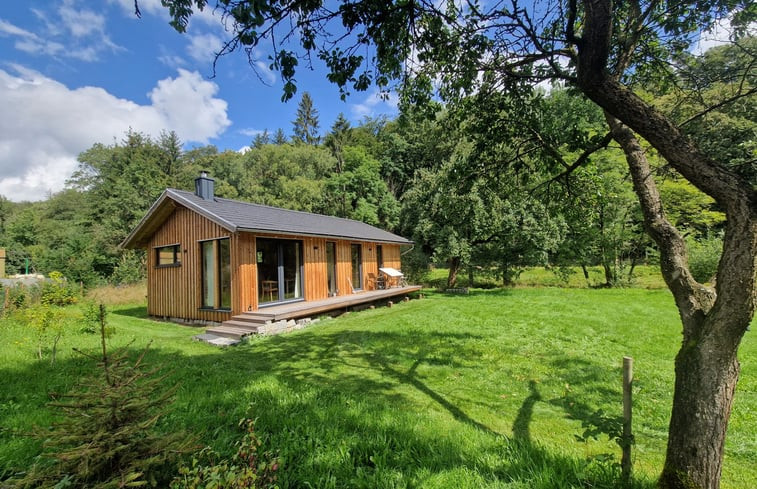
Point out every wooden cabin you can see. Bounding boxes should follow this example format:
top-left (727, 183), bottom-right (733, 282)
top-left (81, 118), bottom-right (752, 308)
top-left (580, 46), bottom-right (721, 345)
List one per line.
top-left (121, 172), bottom-right (415, 324)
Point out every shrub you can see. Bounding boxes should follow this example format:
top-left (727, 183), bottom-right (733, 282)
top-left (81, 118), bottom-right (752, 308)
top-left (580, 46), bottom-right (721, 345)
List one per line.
top-left (171, 418), bottom-right (279, 489)
top-left (10, 305), bottom-right (194, 489)
top-left (401, 247), bottom-right (430, 285)
top-left (686, 234), bottom-right (723, 283)
top-left (40, 272), bottom-right (79, 307)
top-left (110, 250), bottom-right (147, 285)
top-left (21, 305), bottom-right (65, 363)
top-left (549, 265), bottom-right (576, 285)
top-left (7, 284), bottom-right (31, 311)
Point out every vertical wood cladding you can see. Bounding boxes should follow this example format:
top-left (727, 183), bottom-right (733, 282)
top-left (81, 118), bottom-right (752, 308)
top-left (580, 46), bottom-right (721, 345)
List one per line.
top-left (147, 207), bottom-right (407, 320)
top-left (147, 206), bottom-right (232, 322)
top-left (384, 244), bottom-right (402, 270)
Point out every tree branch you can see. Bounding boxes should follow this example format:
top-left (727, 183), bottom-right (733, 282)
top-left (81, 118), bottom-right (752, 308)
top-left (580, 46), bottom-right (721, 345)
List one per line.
top-left (531, 130), bottom-right (614, 192)
top-left (680, 86), bottom-right (757, 127)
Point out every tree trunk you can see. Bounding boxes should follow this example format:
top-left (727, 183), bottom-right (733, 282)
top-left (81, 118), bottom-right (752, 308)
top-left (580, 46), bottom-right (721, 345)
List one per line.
top-left (605, 114), bottom-right (753, 489)
top-left (447, 257), bottom-right (461, 288)
top-left (574, 2), bottom-right (757, 486)
top-left (602, 261), bottom-right (614, 287)
top-left (581, 264), bottom-right (590, 282)
top-left (661, 334), bottom-right (740, 489)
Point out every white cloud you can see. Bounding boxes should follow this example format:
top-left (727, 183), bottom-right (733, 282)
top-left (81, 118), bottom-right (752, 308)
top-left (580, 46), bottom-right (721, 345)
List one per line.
top-left (254, 60), bottom-right (277, 85)
top-left (187, 32), bottom-right (224, 64)
top-left (0, 66), bottom-right (231, 202)
top-left (148, 68), bottom-right (231, 143)
top-left (0, 18), bottom-right (66, 57)
top-left (239, 128), bottom-right (265, 137)
top-left (112, 0), bottom-right (224, 29)
top-left (158, 53), bottom-right (187, 69)
top-left (59, 1), bottom-right (107, 38)
top-left (350, 89), bottom-right (399, 119)
top-left (0, 19), bottom-right (35, 38)
top-left (1, 1), bottom-right (123, 62)
top-left (111, 0), bottom-right (166, 18)
top-left (694, 17), bottom-right (734, 54)
top-left (693, 15), bottom-right (757, 55)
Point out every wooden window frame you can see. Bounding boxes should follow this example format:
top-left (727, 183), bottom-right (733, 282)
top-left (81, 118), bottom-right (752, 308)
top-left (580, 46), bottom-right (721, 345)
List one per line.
top-left (199, 237), bottom-right (231, 311)
top-left (351, 243), bottom-right (363, 291)
top-left (155, 243), bottom-right (181, 268)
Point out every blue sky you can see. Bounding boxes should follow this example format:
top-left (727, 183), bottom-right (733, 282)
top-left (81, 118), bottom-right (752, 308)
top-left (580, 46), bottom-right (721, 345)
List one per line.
top-left (0, 0), bottom-right (398, 202)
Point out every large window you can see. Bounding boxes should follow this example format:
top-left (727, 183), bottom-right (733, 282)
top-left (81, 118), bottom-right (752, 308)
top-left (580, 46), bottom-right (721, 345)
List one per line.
top-left (351, 243), bottom-right (363, 290)
top-left (156, 244), bottom-right (180, 267)
top-left (201, 238), bottom-right (231, 310)
top-left (256, 238), bottom-right (303, 305)
top-left (326, 242), bottom-right (337, 296)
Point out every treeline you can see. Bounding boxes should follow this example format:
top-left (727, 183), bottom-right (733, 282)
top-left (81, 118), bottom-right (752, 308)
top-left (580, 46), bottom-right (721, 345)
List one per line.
top-left (1, 58), bottom-right (745, 288)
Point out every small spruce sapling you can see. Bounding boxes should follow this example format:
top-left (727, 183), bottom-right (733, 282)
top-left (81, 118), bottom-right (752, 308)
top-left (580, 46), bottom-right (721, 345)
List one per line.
top-left (11, 304), bottom-right (194, 488)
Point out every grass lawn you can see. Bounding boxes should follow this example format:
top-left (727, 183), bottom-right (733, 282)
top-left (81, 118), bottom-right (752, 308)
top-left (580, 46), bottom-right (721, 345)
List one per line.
top-left (1, 287), bottom-right (755, 488)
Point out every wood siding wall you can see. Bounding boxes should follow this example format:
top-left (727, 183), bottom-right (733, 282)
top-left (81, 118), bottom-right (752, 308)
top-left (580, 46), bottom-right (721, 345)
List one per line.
top-left (147, 207), bottom-right (234, 322)
top-left (146, 205), bottom-right (406, 320)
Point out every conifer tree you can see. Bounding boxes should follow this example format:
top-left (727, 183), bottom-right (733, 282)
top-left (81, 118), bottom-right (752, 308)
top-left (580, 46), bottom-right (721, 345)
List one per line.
top-left (12, 305), bottom-right (193, 488)
top-left (252, 130), bottom-right (270, 149)
top-left (292, 92), bottom-right (321, 145)
top-left (272, 128), bottom-right (288, 145)
top-left (324, 113), bottom-right (351, 172)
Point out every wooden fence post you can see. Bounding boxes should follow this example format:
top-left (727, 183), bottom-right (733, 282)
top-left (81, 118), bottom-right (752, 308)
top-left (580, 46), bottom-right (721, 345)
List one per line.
top-left (622, 356), bottom-right (633, 483)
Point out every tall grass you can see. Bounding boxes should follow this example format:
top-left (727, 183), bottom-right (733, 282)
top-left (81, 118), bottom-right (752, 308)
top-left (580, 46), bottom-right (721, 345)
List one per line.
top-left (85, 281), bottom-right (147, 305)
top-left (1, 287), bottom-right (754, 488)
top-left (423, 265), bottom-right (667, 289)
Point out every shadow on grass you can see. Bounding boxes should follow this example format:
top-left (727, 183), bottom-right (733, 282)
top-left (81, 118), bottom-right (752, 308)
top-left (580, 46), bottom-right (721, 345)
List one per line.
top-left (0, 325), bottom-right (654, 488)
top-left (423, 287), bottom-right (515, 299)
top-left (110, 306), bottom-right (149, 319)
top-left (547, 356), bottom-right (625, 440)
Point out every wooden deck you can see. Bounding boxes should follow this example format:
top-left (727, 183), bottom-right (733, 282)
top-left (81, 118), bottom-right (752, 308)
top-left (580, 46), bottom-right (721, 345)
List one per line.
top-left (207, 285), bottom-right (422, 339)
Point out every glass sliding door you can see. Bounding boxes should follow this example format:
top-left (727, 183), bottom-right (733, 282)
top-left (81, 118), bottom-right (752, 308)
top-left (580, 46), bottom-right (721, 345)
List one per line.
top-left (326, 242), bottom-right (337, 296)
top-left (351, 243), bottom-right (363, 290)
top-left (201, 238), bottom-right (231, 310)
top-left (219, 238), bottom-right (232, 309)
top-left (201, 241), bottom-right (215, 308)
top-left (257, 238), bottom-right (303, 305)
top-left (282, 241), bottom-right (302, 300)
top-left (257, 239), bottom-right (280, 305)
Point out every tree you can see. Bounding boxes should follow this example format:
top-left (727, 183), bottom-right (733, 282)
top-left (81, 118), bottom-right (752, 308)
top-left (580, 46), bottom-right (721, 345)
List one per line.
top-left (68, 130), bottom-right (185, 280)
top-left (12, 306), bottom-right (193, 488)
top-left (292, 92), bottom-right (321, 145)
top-left (324, 113), bottom-right (352, 172)
top-left (323, 146), bottom-right (399, 229)
top-left (272, 128), bottom-right (288, 145)
top-left (149, 2), bottom-right (755, 486)
top-left (402, 134), bottom-right (565, 288)
top-left (252, 129), bottom-right (271, 149)
top-left (0, 195), bottom-right (10, 235)
top-left (241, 143), bottom-right (335, 211)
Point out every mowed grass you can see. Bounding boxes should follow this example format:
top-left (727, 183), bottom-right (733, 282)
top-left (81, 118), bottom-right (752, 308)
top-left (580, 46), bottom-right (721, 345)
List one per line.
top-left (1, 288), bottom-right (755, 488)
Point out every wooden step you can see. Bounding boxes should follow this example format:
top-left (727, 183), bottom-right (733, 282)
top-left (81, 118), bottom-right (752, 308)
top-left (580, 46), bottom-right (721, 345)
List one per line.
top-left (221, 320), bottom-right (264, 331)
top-left (229, 313), bottom-right (273, 324)
top-left (205, 325), bottom-right (255, 339)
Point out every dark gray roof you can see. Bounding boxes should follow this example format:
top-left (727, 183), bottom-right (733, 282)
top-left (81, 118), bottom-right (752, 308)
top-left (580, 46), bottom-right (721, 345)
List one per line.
top-left (122, 188), bottom-right (411, 248)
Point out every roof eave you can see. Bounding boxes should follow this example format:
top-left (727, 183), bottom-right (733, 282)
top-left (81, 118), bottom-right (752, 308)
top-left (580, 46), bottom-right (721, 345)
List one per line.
top-left (236, 227), bottom-right (412, 245)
